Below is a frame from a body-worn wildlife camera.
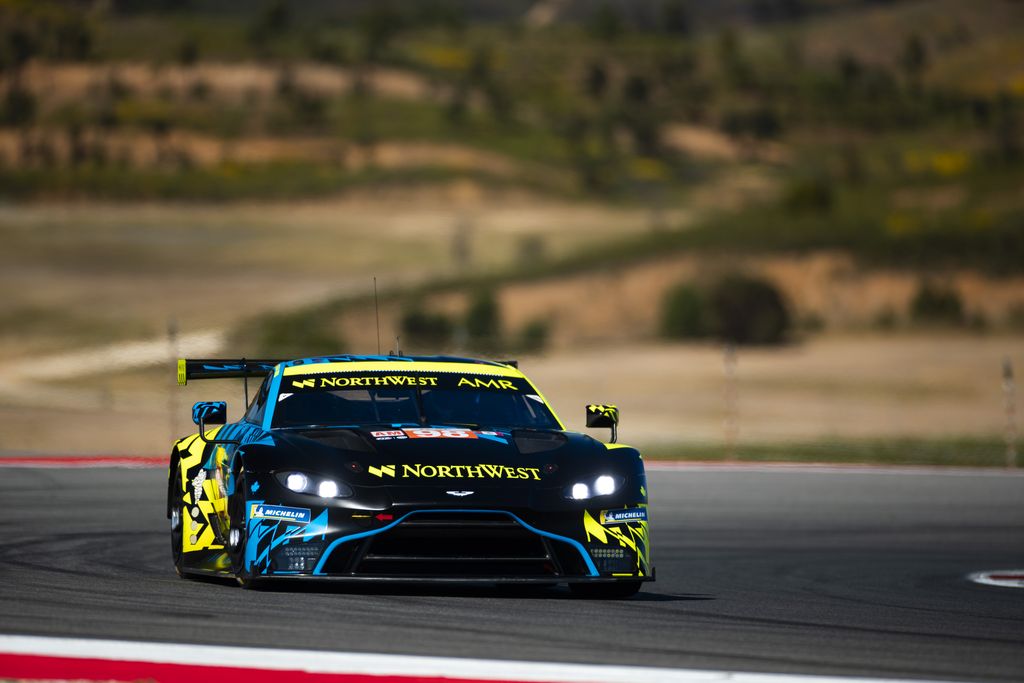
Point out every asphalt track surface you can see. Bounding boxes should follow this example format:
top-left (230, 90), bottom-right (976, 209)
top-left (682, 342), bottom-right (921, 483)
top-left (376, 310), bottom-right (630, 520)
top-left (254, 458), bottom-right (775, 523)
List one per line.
top-left (0, 464), bottom-right (1022, 682)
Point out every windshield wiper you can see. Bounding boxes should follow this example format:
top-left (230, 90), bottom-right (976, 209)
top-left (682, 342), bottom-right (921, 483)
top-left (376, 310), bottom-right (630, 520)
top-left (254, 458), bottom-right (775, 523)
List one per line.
top-left (278, 424), bottom-right (359, 430)
top-left (425, 422), bottom-right (483, 430)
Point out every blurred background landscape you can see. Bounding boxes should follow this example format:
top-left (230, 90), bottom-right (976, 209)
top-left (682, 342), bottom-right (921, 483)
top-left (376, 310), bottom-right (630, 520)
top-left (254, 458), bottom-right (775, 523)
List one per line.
top-left (0, 0), bottom-right (1021, 464)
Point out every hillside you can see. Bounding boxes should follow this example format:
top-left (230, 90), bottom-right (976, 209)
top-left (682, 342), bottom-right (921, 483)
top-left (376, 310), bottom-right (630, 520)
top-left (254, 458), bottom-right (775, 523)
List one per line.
top-left (1, 0), bottom-right (1023, 460)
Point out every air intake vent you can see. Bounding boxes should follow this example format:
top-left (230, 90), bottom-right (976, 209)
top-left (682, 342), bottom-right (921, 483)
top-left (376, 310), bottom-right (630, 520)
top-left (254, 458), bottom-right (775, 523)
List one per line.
top-left (354, 512), bottom-right (559, 577)
top-left (298, 429), bottom-right (374, 453)
top-left (514, 430), bottom-right (567, 454)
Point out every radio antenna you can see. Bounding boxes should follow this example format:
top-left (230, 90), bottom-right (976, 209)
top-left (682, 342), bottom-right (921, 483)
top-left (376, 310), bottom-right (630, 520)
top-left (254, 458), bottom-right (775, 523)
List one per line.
top-left (242, 358), bottom-right (249, 405)
top-left (374, 276), bottom-right (382, 355)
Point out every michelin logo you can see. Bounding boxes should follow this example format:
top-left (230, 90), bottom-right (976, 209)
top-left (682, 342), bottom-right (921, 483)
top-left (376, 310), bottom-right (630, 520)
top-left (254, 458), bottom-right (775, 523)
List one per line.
top-left (250, 503), bottom-right (311, 525)
top-left (600, 508), bottom-right (647, 525)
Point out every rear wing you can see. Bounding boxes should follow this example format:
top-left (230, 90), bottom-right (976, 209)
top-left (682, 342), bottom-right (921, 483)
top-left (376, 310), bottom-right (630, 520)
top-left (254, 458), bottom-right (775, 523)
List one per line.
top-left (177, 356), bottom-right (519, 385)
top-left (177, 359), bottom-right (286, 385)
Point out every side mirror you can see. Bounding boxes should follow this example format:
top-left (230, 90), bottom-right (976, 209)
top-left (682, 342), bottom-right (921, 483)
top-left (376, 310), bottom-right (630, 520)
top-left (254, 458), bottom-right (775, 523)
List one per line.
top-left (586, 404), bottom-right (619, 444)
top-left (193, 401), bottom-right (227, 427)
top-left (192, 401), bottom-right (239, 444)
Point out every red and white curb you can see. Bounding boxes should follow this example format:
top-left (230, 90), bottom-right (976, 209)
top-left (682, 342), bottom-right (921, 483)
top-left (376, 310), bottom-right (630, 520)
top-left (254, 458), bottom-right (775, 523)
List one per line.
top-left (2, 455), bottom-right (1021, 477)
top-left (0, 456), bottom-right (166, 468)
top-left (967, 570), bottom-right (1024, 588)
top-left (0, 635), bottom-right (965, 683)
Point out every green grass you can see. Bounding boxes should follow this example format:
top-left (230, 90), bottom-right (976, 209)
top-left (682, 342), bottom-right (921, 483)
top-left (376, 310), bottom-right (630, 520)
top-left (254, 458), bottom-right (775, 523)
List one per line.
top-left (325, 96), bottom-right (570, 167)
top-left (642, 437), bottom-right (1016, 467)
top-left (524, 166), bottom-right (1024, 275)
top-left (93, 14), bottom-right (307, 62)
top-left (0, 162), bottom-right (563, 202)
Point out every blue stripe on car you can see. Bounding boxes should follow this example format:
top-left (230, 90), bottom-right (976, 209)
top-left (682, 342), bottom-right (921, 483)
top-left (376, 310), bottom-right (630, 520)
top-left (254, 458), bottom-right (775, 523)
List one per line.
top-left (261, 364), bottom-right (285, 431)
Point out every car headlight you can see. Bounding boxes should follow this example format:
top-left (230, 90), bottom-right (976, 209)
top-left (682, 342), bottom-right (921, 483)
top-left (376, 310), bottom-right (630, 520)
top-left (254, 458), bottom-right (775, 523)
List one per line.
top-left (286, 472), bottom-right (308, 492)
top-left (275, 471), bottom-right (353, 498)
top-left (564, 474), bottom-right (623, 500)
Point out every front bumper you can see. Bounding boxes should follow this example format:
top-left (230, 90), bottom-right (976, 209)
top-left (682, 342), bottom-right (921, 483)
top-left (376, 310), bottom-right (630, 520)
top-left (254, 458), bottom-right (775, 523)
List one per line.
top-left (243, 507), bottom-right (653, 583)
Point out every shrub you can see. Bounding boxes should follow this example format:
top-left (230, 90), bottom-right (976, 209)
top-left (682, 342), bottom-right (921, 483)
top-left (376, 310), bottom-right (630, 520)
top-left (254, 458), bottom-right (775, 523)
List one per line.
top-left (465, 289), bottom-right (502, 351)
top-left (517, 318), bottom-right (550, 353)
top-left (1006, 303), bottom-right (1024, 331)
top-left (708, 274), bottom-right (791, 345)
top-left (966, 311), bottom-right (988, 331)
top-left (910, 281), bottom-right (964, 326)
top-left (873, 307), bottom-right (898, 331)
top-left (799, 312), bottom-right (826, 333)
top-left (781, 177), bottom-right (834, 213)
top-left (238, 310), bottom-right (344, 358)
top-left (2, 87), bottom-right (36, 126)
top-left (660, 283), bottom-right (709, 339)
top-left (177, 36), bottom-right (200, 66)
top-left (400, 306), bottom-right (454, 349)
top-left (660, 275), bottom-right (791, 345)
top-left (588, 3), bottom-right (625, 43)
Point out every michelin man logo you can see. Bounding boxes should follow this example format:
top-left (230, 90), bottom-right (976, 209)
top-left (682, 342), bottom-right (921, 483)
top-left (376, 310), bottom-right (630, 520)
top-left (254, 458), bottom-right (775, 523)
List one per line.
top-left (192, 469), bottom-right (207, 502)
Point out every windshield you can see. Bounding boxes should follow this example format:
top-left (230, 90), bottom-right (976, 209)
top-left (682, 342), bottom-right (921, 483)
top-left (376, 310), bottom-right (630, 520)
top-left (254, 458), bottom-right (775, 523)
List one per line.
top-left (271, 372), bottom-right (560, 430)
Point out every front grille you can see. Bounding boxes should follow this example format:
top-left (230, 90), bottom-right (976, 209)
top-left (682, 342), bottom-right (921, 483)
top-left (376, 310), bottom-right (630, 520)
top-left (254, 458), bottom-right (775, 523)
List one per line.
top-left (333, 512), bottom-right (567, 577)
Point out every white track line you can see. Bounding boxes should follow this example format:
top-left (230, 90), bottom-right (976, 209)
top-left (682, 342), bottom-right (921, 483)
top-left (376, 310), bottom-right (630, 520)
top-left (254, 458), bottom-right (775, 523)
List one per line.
top-left (645, 461), bottom-right (1024, 477)
top-left (966, 570), bottom-right (1024, 588)
top-left (0, 634), bottom-right (965, 683)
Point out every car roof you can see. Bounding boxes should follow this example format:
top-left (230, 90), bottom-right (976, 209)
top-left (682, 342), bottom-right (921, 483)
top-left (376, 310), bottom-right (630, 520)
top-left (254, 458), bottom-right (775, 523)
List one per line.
top-left (279, 355), bottom-right (524, 378)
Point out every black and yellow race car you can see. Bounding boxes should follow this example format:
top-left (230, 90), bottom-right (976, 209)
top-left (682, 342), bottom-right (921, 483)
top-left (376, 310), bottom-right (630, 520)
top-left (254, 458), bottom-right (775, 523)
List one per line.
top-left (169, 355), bottom-right (652, 597)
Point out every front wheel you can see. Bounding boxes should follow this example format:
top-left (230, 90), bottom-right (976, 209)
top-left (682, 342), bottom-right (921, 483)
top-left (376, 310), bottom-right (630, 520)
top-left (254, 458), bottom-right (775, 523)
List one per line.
top-left (226, 466), bottom-right (250, 586)
top-left (569, 581), bottom-right (642, 599)
top-left (170, 459), bottom-right (185, 577)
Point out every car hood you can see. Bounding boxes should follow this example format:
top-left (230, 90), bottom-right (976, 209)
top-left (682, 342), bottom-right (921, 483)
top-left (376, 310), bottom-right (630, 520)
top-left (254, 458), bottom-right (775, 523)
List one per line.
top-left (240, 426), bottom-right (643, 511)
top-left (255, 425), bottom-right (634, 487)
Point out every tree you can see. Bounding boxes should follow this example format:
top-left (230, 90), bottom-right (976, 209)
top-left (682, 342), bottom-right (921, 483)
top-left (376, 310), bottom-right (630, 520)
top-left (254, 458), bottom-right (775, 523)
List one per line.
top-left (619, 72), bottom-right (665, 156)
top-left (465, 289), bottom-right (501, 350)
top-left (2, 87), bottom-right (36, 126)
top-left (358, 3), bottom-right (405, 63)
top-left (584, 61), bottom-right (608, 100)
top-left (247, 0), bottom-right (291, 52)
top-left (262, 0), bottom-right (291, 33)
top-left (7, 26), bottom-right (38, 73)
top-left (990, 92), bottom-right (1021, 163)
top-left (900, 33), bottom-right (928, 87)
top-left (400, 307), bottom-right (454, 349)
top-left (419, 1), bottom-right (466, 38)
top-left (177, 35), bottom-right (200, 66)
top-left (445, 81), bottom-right (469, 124)
top-left (708, 275), bottom-right (790, 345)
top-left (752, 0), bottom-right (806, 24)
top-left (716, 28), bottom-right (752, 88)
top-left (660, 0), bottom-right (691, 36)
top-left (660, 283), bottom-right (708, 339)
top-left (910, 281), bottom-right (963, 326)
top-left (308, 34), bottom-right (347, 65)
top-left (589, 3), bottom-right (624, 43)
top-left (623, 74), bottom-right (650, 105)
top-left (837, 52), bottom-right (862, 88)
top-left (55, 15), bottom-right (93, 61)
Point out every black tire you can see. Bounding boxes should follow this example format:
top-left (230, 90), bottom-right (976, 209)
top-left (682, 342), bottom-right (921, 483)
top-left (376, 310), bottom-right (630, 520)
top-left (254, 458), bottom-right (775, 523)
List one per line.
top-left (226, 465), bottom-right (253, 588)
top-left (170, 459), bottom-right (185, 577)
top-left (569, 581), bottom-right (642, 599)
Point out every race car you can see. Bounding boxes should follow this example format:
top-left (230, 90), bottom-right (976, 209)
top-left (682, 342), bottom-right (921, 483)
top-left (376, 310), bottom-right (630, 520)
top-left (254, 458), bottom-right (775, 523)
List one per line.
top-left (168, 355), bottom-right (653, 597)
